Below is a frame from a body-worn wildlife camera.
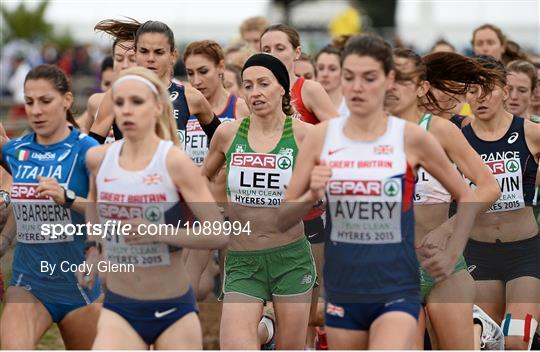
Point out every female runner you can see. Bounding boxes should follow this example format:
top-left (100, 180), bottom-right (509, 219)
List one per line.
top-left (202, 53), bottom-right (315, 349)
top-left (84, 66), bottom-right (227, 349)
top-left (0, 64), bottom-right (101, 349)
top-left (279, 34), bottom-right (481, 349)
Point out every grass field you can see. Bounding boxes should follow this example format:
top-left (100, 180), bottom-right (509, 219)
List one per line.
top-left (0, 248), bottom-right (221, 349)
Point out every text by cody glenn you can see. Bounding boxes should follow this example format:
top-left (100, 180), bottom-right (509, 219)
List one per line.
top-left (40, 220), bottom-right (252, 239)
top-left (41, 260), bottom-right (135, 275)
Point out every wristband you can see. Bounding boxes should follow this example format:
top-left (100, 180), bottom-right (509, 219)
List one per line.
top-left (200, 114), bottom-right (221, 145)
top-left (88, 131), bottom-right (107, 144)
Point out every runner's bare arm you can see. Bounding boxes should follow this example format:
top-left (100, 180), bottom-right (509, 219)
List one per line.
top-left (303, 80), bottom-right (339, 121)
top-left (89, 90), bottom-right (115, 141)
top-left (201, 122), bottom-right (235, 182)
top-left (406, 124), bottom-right (479, 280)
top-left (0, 209), bottom-right (16, 258)
top-left (279, 122), bottom-right (328, 232)
top-left (235, 97), bottom-right (251, 119)
top-left (165, 147), bottom-right (228, 249)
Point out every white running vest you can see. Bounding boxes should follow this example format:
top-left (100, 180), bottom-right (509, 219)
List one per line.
top-left (96, 140), bottom-right (180, 267)
top-left (322, 116), bottom-right (412, 245)
top-left (414, 114), bottom-right (451, 205)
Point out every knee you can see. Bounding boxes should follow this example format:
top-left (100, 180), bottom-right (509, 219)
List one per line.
top-left (220, 326), bottom-right (258, 349)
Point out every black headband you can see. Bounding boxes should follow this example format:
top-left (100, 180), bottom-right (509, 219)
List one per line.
top-left (242, 53), bottom-right (290, 94)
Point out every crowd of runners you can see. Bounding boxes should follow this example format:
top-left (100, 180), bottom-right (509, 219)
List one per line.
top-left (0, 14), bottom-right (539, 350)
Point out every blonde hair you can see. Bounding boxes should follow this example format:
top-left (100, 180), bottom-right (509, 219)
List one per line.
top-left (115, 67), bottom-right (180, 146)
top-left (239, 16), bottom-right (269, 35)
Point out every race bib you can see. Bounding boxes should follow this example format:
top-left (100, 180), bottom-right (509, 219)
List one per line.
top-left (477, 157), bottom-right (524, 213)
top-left (11, 183), bottom-right (73, 244)
top-left (228, 152), bottom-right (293, 208)
top-left (99, 202), bottom-right (171, 267)
top-left (177, 129), bottom-right (186, 151)
top-left (328, 178), bottom-right (403, 244)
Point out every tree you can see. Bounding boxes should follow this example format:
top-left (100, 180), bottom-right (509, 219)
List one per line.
top-left (1, 0), bottom-right (53, 42)
top-left (0, 0), bottom-right (73, 49)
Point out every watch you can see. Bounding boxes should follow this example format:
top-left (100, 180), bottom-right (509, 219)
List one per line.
top-left (0, 190), bottom-right (10, 207)
top-left (63, 187), bottom-right (76, 208)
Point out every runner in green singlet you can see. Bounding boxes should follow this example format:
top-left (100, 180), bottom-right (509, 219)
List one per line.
top-left (202, 53), bottom-right (315, 349)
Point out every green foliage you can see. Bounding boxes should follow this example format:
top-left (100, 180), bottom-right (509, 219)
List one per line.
top-left (0, 0), bottom-right (74, 49)
top-left (0, 0), bottom-right (53, 41)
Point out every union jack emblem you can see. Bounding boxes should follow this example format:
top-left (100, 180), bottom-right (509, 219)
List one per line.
top-left (373, 145), bottom-right (394, 155)
top-left (143, 173), bottom-right (163, 185)
top-left (326, 303), bottom-right (345, 317)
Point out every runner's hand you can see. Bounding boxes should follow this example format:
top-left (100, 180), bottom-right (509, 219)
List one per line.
top-left (419, 226), bottom-right (450, 251)
top-left (36, 176), bottom-right (65, 205)
top-left (123, 218), bottom-right (157, 245)
top-left (420, 247), bottom-right (456, 283)
top-left (309, 159), bottom-right (332, 202)
top-left (76, 248), bottom-right (99, 289)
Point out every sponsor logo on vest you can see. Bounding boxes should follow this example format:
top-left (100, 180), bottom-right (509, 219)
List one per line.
top-left (231, 153), bottom-right (276, 168)
top-left (144, 206), bottom-right (162, 222)
top-left (329, 180), bottom-right (381, 196)
top-left (507, 132), bottom-right (519, 144)
top-left (98, 204), bottom-right (144, 220)
top-left (187, 119), bottom-right (203, 132)
top-left (170, 91), bottom-right (179, 101)
top-left (11, 184), bottom-right (48, 200)
top-left (277, 156), bottom-right (292, 170)
top-left (328, 147), bottom-right (347, 156)
top-left (31, 151), bottom-right (55, 161)
top-left (383, 180), bottom-right (399, 197)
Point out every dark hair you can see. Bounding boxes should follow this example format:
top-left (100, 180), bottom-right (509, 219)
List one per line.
top-left (393, 48), bottom-right (426, 82)
top-left (94, 18), bottom-right (140, 54)
top-left (225, 64), bottom-right (242, 87)
top-left (506, 60), bottom-right (537, 91)
top-left (135, 20), bottom-right (175, 52)
top-left (261, 24), bottom-right (300, 49)
top-left (472, 55), bottom-right (507, 86)
top-left (314, 45), bottom-right (342, 67)
top-left (101, 56), bottom-right (114, 73)
top-left (419, 52), bottom-right (502, 112)
top-left (430, 39), bottom-right (455, 53)
top-left (24, 64), bottom-right (79, 128)
top-left (342, 34), bottom-right (393, 74)
top-left (184, 40), bottom-right (224, 65)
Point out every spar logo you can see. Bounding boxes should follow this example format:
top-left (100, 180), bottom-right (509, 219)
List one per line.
top-left (277, 156), bottom-right (292, 170)
top-left (177, 130), bottom-right (185, 144)
top-left (486, 159), bottom-right (519, 175)
top-left (383, 180), bottom-right (399, 196)
top-left (506, 160), bottom-right (519, 173)
top-left (144, 206), bottom-right (162, 222)
top-left (231, 153), bottom-right (276, 168)
top-left (11, 184), bottom-right (48, 200)
top-left (328, 180), bottom-right (381, 196)
top-left (98, 204), bottom-right (144, 220)
top-left (187, 119), bottom-right (203, 132)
